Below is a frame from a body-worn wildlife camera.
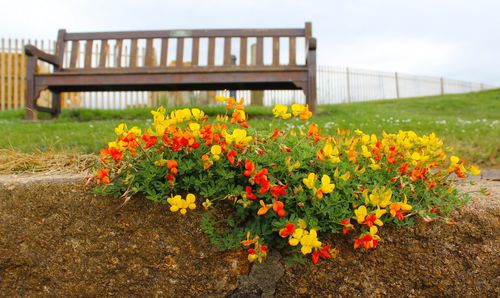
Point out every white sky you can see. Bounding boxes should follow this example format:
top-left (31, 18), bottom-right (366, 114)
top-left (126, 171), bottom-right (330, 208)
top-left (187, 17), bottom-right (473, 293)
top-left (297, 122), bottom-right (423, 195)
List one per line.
top-left (1, 0), bottom-right (499, 85)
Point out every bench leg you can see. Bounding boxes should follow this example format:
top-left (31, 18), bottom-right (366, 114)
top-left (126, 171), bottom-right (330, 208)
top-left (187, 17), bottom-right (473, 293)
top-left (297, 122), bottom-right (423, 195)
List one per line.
top-left (51, 92), bottom-right (62, 117)
top-left (307, 78), bottom-right (317, 114)
top-left (25, 56), bottom-right (37, 121)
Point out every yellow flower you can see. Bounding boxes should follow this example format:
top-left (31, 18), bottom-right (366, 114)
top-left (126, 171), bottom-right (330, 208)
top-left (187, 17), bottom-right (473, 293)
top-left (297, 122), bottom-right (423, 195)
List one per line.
top-left (355, 205), bottom-right (367, 224)
top-left (365, 186), bottom-right (392, 208)
top-left (128, 126), bottom-right (141, 136)
top-left (211, 145), bottom-right (222, 155)
top-left (288, 228), bottom-right (305, 246)
top-left (303, 173), bottom-right (317, 190)
top-left (369, 158), bottom-right (381, 170)
top-left (189, 122), bottom-right (200, 131)
top-left (340, 171), bottom-right (351, 181)
top-left (216, 115), bottom-right (228, 123)
top-left (322, 143), bottom-right (341, 163)
top-left (202, 199), bottom-right (212, 210)
top-left (411, 152), bottom-right (421, 161)
top-left (272, 104), bottom-right (291, 120)
top-left (114, 123), bottom-right (127, 136)
top-left (320, 175), bottom-right (335, 194)
top-left (361, 145), bottom-right (372, 158)
top-left (450, 155), bottom-right (460, 164)
top-left (291, 104), bottom-right (305, 116)
top-left (369, 226), bottom-right (380, 239)
top-left (248, 253), bottom-right (258, 262)
top-left (215, 90), bottom-right (229, 102)
top-left (211, 145), bottom-right (222, 161)
top-left (299, 229), bottom-right (322, 255)
top-left (224, 129), bottom-right (253, 146)
top-left (191, 108), bottom-right (205, 121)
top-left (167, 194), bottom-right (196, 215)
top-left (469, 165), bottom-right (481, 176)
top-left (154, 158), bottom-right (168, 167)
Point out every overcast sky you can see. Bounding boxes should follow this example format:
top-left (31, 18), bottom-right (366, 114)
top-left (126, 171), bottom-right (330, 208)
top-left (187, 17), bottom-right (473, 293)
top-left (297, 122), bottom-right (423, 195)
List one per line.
top-left (1, 0), bottom-right (499, 85)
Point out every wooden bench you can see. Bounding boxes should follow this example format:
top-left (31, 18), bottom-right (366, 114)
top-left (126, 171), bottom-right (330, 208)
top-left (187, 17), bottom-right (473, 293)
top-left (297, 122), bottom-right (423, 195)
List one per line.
top-left (25, 22), bottom-right (316, 120)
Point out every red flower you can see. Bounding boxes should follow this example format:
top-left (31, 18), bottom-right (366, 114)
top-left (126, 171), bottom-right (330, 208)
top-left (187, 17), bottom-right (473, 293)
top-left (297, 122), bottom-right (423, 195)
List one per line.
top-left (399, 163), bottom-right (408, 175)
top-left (258, 179), bottom-right (271, 194)
top-left (105, 147), bottom-right (123, 162)
top-left (253, 169), bottom-right (268, 184)
top-left (270, 184), bottom-right (287, 200)
top-left (243, 160), bottom-right (255, 177)
top-left (340, 219), bottom-right (354, 235)
top-left (312, 245), bottom-right (332, 265)
top-left (227, 150), bottom-right (237, 165)
top-left (245, 186), bottom-right (257, 200)
top-left (141, 134), bottom-right (157, 149)
top-left (279, 223), bottom-right (295, 237)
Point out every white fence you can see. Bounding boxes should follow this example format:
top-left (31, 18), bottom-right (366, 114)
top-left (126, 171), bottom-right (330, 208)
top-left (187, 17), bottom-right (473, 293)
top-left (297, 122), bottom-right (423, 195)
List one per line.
top-left (0, 38), bottom-right (495, 111)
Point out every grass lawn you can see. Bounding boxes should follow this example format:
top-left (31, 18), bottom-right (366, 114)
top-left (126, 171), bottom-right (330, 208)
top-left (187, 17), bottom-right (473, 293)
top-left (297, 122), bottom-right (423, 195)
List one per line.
top-left (1, 89), bottom-right (498, 166)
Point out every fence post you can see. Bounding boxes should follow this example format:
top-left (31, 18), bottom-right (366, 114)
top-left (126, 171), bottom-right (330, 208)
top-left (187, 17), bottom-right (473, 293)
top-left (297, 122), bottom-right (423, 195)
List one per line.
top-left (395, 72), bottom-right (400, 99)
top-left (0, 38), bottom-right (5, 111)
top-left (440, 77), bottom-right (444, 95)
top-left (7, 39), bottom-right (12, 110)
top-left (346, 67), bottom-right (351, 103)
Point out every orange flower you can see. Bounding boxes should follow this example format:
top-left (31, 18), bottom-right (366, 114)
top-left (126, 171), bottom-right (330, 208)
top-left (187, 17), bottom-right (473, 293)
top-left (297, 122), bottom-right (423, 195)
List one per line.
top-left (96, 168), bottom-right (110, 184)
top-left (257, 200), bottom-right (271, 215)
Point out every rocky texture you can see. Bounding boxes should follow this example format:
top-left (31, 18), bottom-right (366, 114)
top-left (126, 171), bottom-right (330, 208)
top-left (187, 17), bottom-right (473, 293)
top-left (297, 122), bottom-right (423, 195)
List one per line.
top-left (0, 172), bottom-right (498, 297)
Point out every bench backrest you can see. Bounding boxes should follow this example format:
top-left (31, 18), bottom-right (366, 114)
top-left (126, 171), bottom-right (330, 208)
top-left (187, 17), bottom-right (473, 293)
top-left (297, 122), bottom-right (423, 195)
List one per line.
top-left (53, 23), bottom-right (313, 71)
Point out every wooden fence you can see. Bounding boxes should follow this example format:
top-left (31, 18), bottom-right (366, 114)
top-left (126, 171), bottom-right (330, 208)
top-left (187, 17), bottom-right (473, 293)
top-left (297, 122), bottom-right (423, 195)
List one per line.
top-left (0, 38), bottom-right (495, 111)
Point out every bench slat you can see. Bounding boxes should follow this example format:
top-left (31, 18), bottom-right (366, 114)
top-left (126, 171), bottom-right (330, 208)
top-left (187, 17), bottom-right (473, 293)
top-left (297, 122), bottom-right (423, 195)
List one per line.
top-left (55, 30), bottom-right (66, 69)
top-left (240, 37), bottom-right (247, 66)
top-left (223, 37), bottom-right (231, 65)
top-left (191, 37), bottom-right (199, 66)
top-left (289, 36), bottom-right (296, 65)
top-left (129, 39), bottom-right (138, 67)
top-left (256, 37), bottom-right (263, 65)
top-left (115, 39), bottom-right (123, 67)
top-left (50, 64), bottom-right (307, 75)
top-left (272, 37), bottom-right (279, 66)
top-left (207, 37), bottom-right (215, 66)
top-left (64, 28), bottom-right (305, 40)
top-left (160, 38), bottom-right (168, 66)
top-left (70, 41), bottom-right (79, 68)
top-left (99, 40), bottom-right (109, 68)
top-left (84, 40), bottom-right (93, 68)
top-left (145, 39), bottom-right (154, 67)
top-left (176, 37), bottom-right (184, 67)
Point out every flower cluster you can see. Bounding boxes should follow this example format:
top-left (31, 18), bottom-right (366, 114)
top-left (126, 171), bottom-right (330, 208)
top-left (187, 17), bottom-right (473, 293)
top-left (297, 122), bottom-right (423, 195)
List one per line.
top-left (94, 93), bottom-right (480, 265)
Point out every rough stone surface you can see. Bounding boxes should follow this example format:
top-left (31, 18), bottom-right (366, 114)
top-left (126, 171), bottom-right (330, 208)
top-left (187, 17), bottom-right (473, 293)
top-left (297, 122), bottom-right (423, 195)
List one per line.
top-left (0, 172), bottom-right (498, 297)
top-left (230, 250), bottom-right (285, 298)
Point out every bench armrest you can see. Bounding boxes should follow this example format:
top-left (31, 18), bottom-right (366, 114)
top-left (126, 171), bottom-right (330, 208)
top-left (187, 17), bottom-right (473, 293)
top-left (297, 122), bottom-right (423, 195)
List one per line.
top-left (307, 37), bottom-right (317, 51)
top-left (25, 45), bottom-right (60, 67)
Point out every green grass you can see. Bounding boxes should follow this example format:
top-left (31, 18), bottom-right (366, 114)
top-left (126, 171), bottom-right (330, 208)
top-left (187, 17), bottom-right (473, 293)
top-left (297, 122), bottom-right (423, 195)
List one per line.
top-left (1, 89), bottom-right (499, 165)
